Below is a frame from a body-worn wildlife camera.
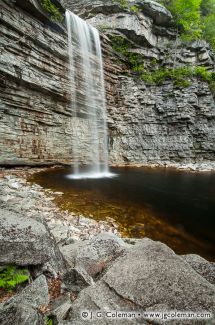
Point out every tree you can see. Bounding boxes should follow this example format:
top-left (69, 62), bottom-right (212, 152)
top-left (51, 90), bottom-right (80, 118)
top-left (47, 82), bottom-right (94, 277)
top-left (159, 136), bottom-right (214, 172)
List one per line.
top-left (168, 0), bottom-right (203, 40)
top-left (201, 0), bottom-right (215, 49)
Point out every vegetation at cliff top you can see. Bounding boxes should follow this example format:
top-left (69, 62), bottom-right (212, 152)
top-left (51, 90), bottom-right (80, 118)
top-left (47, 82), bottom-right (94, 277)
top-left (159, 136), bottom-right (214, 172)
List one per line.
top-left (111, 34), bottom-right (215, 92)
top-left (160, 0), bottom-right (215, 49)
top-left (0, 265), bottom-right (30, 292)
top-left (112, 0), bottom-right (139, 12)
top-left (112, 0), bottom-right (215, 50)
top-left (40, 0), bottom-right (63, 22)
top-left (142, 66), bottom-right (215, 90)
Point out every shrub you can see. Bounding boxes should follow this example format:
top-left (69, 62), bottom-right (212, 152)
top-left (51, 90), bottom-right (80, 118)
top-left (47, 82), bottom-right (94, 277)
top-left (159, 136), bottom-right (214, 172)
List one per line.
top-left (111, 35), bottom-right (145, 73)
top-left (141, 66), bottom-right (215, 93)
top-left (112, 0), bottom-right (139, 13)
top-left (40, 0), bottom-right (63, 22)
top-left (110, 35), bottom-right (214, 94)
top-left (45, 316), bottom-right (54, 325)
top-left (0, 265), bottom-right (30, 292)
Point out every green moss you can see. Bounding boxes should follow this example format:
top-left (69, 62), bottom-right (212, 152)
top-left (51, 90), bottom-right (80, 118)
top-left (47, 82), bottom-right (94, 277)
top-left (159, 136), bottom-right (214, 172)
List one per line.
top-left (142, 66), bottom-right (191, 86)
top-left (111, 35), bottom-right (214, 94)
top-left (142, 66), bottom-right (215, 92)
top-left (45, 316), bottom-right (54, 325)
top-left (193, 66), bottom-right (215, 95)
top-left (112, 0), bottom-right (128, 9)
top-left (130, 5), bottom-right (139, 13)
top-left (40, 0), bottom-right (63, 23)
top-left (0, 265), bottom-right (30, 292)
top-left (112, 0), bottom-right (139, 13)
top-left (111, 35), bottom-right (145, 73)
top-left (97, 25), bottom-right (109, 33)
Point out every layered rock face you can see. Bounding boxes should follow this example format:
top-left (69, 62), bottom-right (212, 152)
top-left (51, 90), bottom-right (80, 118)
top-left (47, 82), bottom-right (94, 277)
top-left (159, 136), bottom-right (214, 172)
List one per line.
top-left (0, 0), bottom-right (215, 167)
top-left (0, 0), bottom-right (70, 165)
top-left (76, 0), bottom-right (215, 167)
top-left (0, 0), bottom-right (95, 165)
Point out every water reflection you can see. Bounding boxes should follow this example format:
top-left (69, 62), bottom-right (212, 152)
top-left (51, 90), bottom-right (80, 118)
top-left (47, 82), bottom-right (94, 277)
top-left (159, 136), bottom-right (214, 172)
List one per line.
top-left (30, 166), bottom-right (215, 261)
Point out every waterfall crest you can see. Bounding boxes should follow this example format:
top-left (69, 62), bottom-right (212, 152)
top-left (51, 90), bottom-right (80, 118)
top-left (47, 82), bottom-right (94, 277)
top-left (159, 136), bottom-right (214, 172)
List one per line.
top-left (66, 10), bottom-right (113, 179)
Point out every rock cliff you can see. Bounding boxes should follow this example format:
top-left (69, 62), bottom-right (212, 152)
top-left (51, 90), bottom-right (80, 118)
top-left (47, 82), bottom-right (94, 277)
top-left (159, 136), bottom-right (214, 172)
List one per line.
top-left (0, 0), bottom-right (215, 168)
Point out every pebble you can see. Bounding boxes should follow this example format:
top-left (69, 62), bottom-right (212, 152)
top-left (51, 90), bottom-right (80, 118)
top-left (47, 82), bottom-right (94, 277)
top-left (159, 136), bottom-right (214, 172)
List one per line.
top-left (0, 168), bottom-right (120, 244)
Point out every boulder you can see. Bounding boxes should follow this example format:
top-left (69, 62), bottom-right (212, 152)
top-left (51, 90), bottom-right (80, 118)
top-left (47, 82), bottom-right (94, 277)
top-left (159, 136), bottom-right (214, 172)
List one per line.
top-left (61, 232), bottom-right (126, 278)
top-left (103, 239), bottom-right (215, 311)
top-left (4, 275), bottom-right (49, 308)
top-left (62, 267), bottom-right (94, 292)
top-left (67, 239), bottom-right (215, 324)
top-left (67, 280), bottom-right (148, 324)
top-left (0, 275), bottom-right (49, 325)
top-left (182, 254), bottom-right (215, 285)
top-left (0, 304), bottom-right (43, 325)
top-left (136, 0), bottom-right (173, 26)
top-left (0, 209), bottom-right (65, 273)
top-left (47, 294), bottom-right (72, 322)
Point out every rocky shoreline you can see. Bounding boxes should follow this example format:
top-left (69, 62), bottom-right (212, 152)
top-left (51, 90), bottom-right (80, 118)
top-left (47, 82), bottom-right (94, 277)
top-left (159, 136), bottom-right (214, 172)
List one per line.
top-left (0, 168), bottom-right (215, 324)
top-left (112, 162), bottom-right (215, 172)
top-left (0, 168), bottom-right (120, 244)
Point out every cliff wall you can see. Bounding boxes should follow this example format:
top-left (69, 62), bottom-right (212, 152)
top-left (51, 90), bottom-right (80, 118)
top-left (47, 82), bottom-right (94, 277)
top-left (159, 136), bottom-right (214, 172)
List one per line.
top-left (0, 0), bottom-right (215, 168)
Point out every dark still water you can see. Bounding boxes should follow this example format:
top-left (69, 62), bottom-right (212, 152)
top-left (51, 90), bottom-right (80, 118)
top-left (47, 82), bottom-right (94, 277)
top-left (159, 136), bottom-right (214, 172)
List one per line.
top-left (30, 166), bottom-right (215, 261)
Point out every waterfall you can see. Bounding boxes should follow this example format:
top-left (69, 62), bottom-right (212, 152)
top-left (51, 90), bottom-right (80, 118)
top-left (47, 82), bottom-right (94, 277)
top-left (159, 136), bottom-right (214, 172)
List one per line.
top-left (66, 10), bottom-right (113, 179)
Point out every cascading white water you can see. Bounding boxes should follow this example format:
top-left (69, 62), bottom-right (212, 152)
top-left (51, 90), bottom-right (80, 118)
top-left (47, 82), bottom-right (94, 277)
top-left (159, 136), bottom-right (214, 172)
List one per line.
top-left (66, 10), bottom-right (113, 179)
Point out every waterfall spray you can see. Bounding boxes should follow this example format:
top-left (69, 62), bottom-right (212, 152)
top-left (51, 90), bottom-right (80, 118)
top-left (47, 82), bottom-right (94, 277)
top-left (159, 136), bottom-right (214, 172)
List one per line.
top-left (66, 10), bottom-right (113, 179)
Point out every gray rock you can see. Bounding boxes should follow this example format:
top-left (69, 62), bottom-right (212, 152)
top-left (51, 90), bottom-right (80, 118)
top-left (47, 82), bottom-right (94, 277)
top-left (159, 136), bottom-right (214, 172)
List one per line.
top-left (61, 0), bottom-right (124, 15)
top-left (137, 0), bottom-right (173, 26)
top-left (48, 294), bottom-right (72, 322)
top-left (103, 239), bottom-right (215, 311)
top-left (4, 275), bottom-right (49, 308)
top-left (68, 239), bottom-right (215, 324)
top-left (0, 209), bottom-right (65, 272)
top-left (0, 304), bottom-right (43, 325)
top-left (63, 266), bottom-right (94, 292)
top-left (68, 280), bottom-right (147, 324)
top-left (15, 0), bottom-right (64, 30)
top-left (0, 275), bottom-right (48, 325)
top-left (0, 0), bottom-right (215, 168)
top-left (61, 233), bottom-right (126, 278)
top-left (182, 254), bottom-right (215, 285)
top-left (60, 241), bottom-right (86, 268)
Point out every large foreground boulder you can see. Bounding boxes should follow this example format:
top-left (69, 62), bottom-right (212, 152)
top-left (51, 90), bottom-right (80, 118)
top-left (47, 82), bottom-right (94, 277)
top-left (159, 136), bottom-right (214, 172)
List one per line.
top-left (0, 209), bottom-right (65, 273)
top-left (67, 238), bottom-right (215, 324)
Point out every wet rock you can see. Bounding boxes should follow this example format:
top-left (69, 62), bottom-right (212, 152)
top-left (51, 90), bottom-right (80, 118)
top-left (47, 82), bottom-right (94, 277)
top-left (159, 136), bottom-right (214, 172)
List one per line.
top-left (0, 208), bottom-right (65, 272)
top-left (182, 254), bottom-right (215, 285)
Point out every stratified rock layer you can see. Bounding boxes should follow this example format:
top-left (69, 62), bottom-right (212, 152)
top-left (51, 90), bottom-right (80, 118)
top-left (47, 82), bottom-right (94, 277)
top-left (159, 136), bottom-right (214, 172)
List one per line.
top-left (0, 0), bottom-right (215, 168)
